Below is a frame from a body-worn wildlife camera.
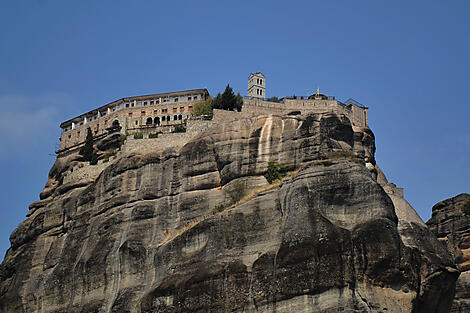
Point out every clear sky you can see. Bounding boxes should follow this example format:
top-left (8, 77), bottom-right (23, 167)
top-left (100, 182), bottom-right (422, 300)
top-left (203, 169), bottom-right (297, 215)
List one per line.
top-left (0, 0), bottom-right (469, 261)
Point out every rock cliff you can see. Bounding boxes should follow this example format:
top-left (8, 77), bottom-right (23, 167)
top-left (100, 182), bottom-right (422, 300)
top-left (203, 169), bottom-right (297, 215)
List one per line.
top-left (0, 112), bottom-right (459, 312)
top-left (427, 193), bottom-right (470, 312)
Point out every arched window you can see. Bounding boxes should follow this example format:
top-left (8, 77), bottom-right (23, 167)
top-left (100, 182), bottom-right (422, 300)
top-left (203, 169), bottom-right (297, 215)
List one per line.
top-left (112, 120), bottom-right (120, 127)
top-left (162, 116), bottom-right (166, 122)
top-left (174, 115), bottom-right (178, 121)
top-left (146, 117), bottom-right (153, 125)
top-left (167, 115), bottom-right (171, 122)
top-left (178, 114), bottom-right (182, 120)
top-left (154, 117), bottom-right (160, 125)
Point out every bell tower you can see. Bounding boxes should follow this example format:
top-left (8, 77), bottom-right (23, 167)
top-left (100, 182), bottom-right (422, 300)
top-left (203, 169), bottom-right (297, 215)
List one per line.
top-left (248, 72), bottom-right (265, 99)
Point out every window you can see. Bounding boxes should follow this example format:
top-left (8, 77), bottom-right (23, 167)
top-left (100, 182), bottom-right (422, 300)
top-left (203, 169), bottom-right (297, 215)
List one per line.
top-left (141, 110), bottom-right (146, 116)
top-left (129, 112), bottom-right (133, 117)
top-left (260, 79), bottom-right (263, 84)
top-left (174, 98), bottom-right (178, 102)
top-left (180, 106), bottom-right (184, 112)
top-left (156, 100), bottom-right (160, 104)
top-left (126, 103), bottom-right (129, 108)
top-left (135, 120), bottom-right (138, 125)
top-left (154, 117), bottom-right (160, 125)
top-left (173, 107), bottom-right (177, 113)
top-left (143, 101), bottom-right (147, 106)
top-left (163, 99), bottom-right (168, 103)
top-left (131, 102), bottom-right (134, 107)
top-left (77, 131), bottom-right (80, 137)
top-left (150, 100), bottom-right (154, 105)
top-left (68, 134), bottom-right (71, 139)
top-left (162, 116), bottom-right (166, 122)
top-left (162, 108), bottom-right (168, 113)
top-left (193, 96), bottom-right (197, 100)
top-left (154, 109), bottom-right (158, 114)
top-left (188, 105), bottom-right (193, 111)
top-left (178, 114), bottom-right (182, 120)
top-left (174, 115), bottom-right (178, 121)
top-left (188, 96), bottom-right (192, 101)
top-left (146, 117), bottom-right (153, 125)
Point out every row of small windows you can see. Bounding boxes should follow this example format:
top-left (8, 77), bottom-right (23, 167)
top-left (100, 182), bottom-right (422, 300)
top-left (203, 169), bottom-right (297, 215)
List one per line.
top-left (144, 115), bottom-right (183, 125)
top-left (64, 96), bottom-right (200, 131)
top-left (64, 105), bottom-right (193, 132)
top-left (67, 114), bottom-right (184, 139)
top-left (128, 106), bottom-right (191, 117)
top-left (125, 95), bottom-right (198, 108)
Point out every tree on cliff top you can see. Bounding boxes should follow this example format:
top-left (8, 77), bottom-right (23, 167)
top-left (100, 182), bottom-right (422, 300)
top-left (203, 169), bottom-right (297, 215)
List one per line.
top-left (191, 98), bottom-right (213, 118)
top-left (211, 84), bottom-right (243, 112)
top-left (79, 127), bottom-right (98, 165)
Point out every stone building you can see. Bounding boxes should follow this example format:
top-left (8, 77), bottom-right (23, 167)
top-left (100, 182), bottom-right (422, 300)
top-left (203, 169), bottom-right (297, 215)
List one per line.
top-left (248, 72), bottom-right (266, 99)
top-left (58, 89), bottom-right (209, 153)
top-left (57, 74), bottom-right (369, 154)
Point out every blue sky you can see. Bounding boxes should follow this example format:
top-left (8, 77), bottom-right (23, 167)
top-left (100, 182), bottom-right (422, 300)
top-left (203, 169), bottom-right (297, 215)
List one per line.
top-left (0, 0), bottom-right (469, 261)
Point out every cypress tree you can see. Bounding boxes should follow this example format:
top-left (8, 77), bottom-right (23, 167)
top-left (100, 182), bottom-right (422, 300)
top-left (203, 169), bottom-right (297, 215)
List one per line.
top-left (79, 127), bottom-right (98, 165)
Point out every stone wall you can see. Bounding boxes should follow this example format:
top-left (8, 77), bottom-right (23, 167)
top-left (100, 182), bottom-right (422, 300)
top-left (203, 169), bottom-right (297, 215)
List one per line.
top-left (121, 119), bottom-right (212, 155)
top-left (242, 98), bottom-right (368, 127)
top-left (62, 160), bottom-right (111, 185)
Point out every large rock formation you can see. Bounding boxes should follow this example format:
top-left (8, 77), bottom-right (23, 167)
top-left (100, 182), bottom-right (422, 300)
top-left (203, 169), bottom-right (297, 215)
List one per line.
top-left (0, 112), bottom-right (459, 312)
top-left (427, 193), bottom-right (470, 312)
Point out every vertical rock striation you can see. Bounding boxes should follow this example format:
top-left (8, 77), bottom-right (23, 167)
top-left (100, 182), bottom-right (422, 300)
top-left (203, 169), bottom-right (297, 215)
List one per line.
top-left (427, 193), bottom-right (470, 312)
top-left (0, 113), bottom-right (459, 312)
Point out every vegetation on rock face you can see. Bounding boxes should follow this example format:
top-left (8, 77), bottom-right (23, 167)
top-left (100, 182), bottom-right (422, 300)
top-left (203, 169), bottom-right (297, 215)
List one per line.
top-left (103, 148), bottom-right (117, 163)
top-left (227, 181), bottom-right (246, 203)
top-left (191, 98), bottom-right (213, 118)
top-left (173, 122), bottom-right (187, 133)
top-left (118, 134), bottom-right (127, 149)
top-left (148, 132), bottom-right (159, 139)
top-left (462, 201), bottom-right (470, 215)
top-left (133, 132), bottom-right (143, 139)
top-left (266, 96), bottom-right (281, 103)
top-left (79, 127), bottom-right (98, 165)
top-left (211, 84), bottom-right (243, 112)
top-left (264, 160), bottom-right (289, 184)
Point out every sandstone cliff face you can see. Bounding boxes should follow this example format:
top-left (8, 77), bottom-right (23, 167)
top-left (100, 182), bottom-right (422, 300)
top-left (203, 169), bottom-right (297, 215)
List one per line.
top-left (0, 113), bottom-right (459, 312)
top-left (427, 193), bottom-right (470, 312)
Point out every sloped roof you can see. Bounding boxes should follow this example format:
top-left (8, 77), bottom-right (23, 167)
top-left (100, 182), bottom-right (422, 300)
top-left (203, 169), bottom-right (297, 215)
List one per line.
top-left (248, 72), bottom-right (265, 78)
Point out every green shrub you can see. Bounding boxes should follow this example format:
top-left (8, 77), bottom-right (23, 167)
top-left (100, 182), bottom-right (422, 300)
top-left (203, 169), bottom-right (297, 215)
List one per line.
top-left (264, 160), bottom-right (290, 184)
top-left (148, 132), bottom-right (158, 139)
top-left (103, 148), bottom-right (117, 162)
top-left (267, 96), bottom-right (281, 103)
top-left (212, 204), bottom-right (225, 215)
top-left (173, 123), bottom-right (186, 133)
top-left (118, 134), bottom-right (127, 150)
top-left (133, 132), bottom-right (143, 139)
top-left (462, 201), bottom-right (470, 215)
top-left (227, 181), bottom-right (246, 203)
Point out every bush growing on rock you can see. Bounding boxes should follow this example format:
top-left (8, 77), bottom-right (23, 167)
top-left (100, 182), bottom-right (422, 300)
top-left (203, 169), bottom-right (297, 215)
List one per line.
top-left (462, 201), bottom-right (470, 215)
top-left (264, 160), bottom-right (289, 183)
top-left (227, 181), bottom-right (246, 203)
